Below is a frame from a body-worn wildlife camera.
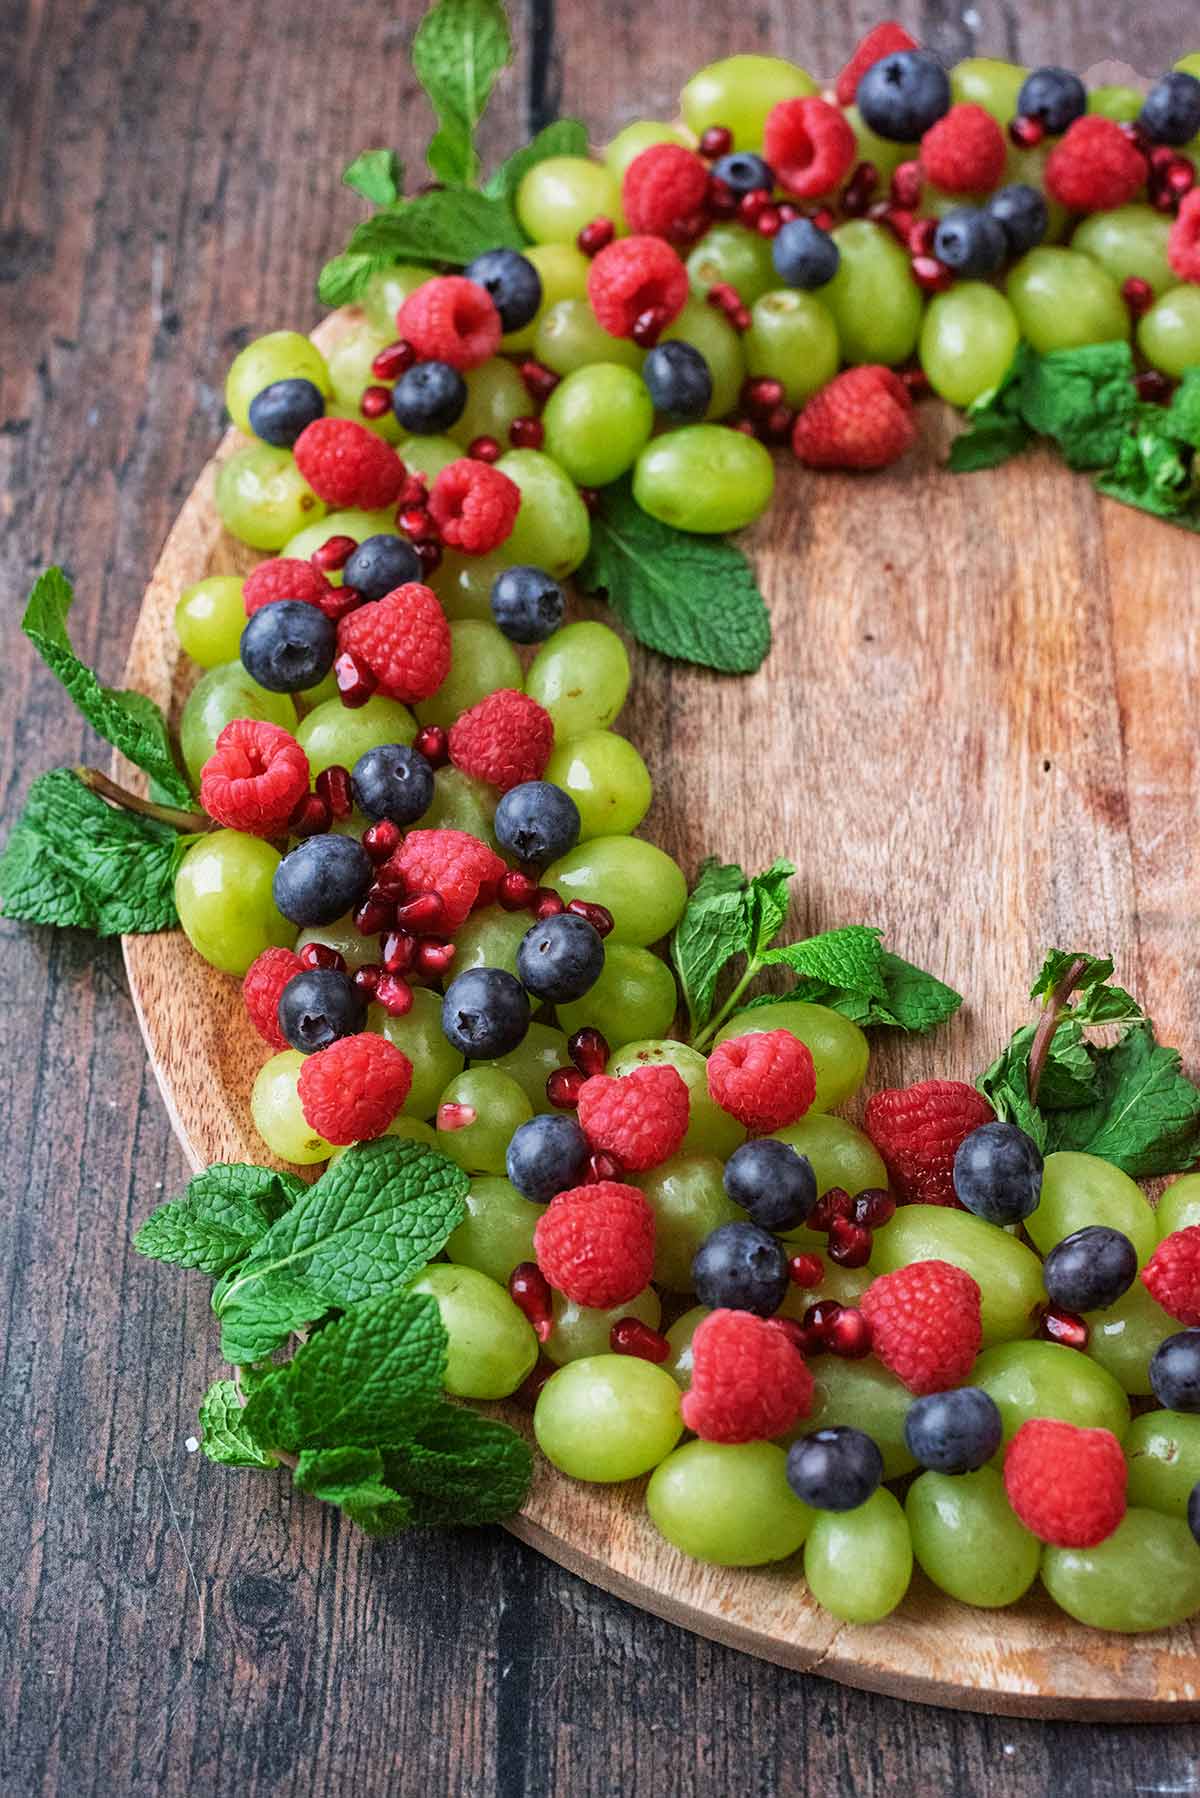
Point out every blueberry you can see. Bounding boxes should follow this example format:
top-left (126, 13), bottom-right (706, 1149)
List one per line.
top-left (952, 1121), bottom-right (1043, 1224)
top-left (723, 1138), bottom-right (817, 1233)
top-left (392, 360), bottom-right (467, 434)
top-left (856, 50), bottom-right (952, 142)
top-left (490, 564), bottom-right (566, 643)
top-left (1139, 70), bottom-right (1200, 145)
top-left (464, 247), bottom-right (543, 333)
top-left (772, 217), bottom-right (840, 289)
top-left (1016, 66), bottom-right (1087, 134)
top-left (247, 377), bottom-right (326, 448)
top-left (786, 1427), bottom-right (884, 1511)
top-left (239, 600), bottom-right (336, 693)
top-left (985, 184), bottom-right (1048, 258)
top-left (711, 151), bottom-right (775, 196)
top-left (351, 742), bottom-right (434, 826)
top-left (1189, 1480), bottom-right (1200, 1549)
top-left (933, 207), bottom-right (1007, 278)
top-left (342, 533), bottom-right (423, 601)
top-left (1150, 1331), bottom-right (1200, 1412)
top-left (441, 966), bottom-right (531, 1059)
top-left (506, 1112), bottom-right (590, 1202)
top-left (1043, 1226), bottom-right (1138, 1314)
top-left (277, 967), bottom-right (366, 1054)
top-left (691, 1220), bottom-right (789, 1316)
top-left (642, 341), bottom-right (713, 422)
top-left (516, 912), bottom-right (604, 1003)
top-left (273, 834), bottom-right (374, 927)
top-left (494, 781), bottom-right (581, 865)
top-left (903, 1388), bottom-right (1003, 1475)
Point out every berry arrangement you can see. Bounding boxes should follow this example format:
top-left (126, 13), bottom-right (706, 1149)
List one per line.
top-left (7, 0), bottom-right (1200, 1640)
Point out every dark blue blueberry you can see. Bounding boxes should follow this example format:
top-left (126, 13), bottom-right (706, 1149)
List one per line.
top-left (1150, 1331), bottom-right (1200, 1412)
top-left (1139, 70), bottom-right (1200, 145)
top-left (490, 564), bottom-right (566, 643)
top-left (856, 50), bottom-right (951, 142)
top-left (506, 1113), bottom-right (590, 1202)
top-left (772, 217), bottom-right (841, 289)
top-left (239, 600), bottom-right (336, 693)
top-left (342, 533), bottom-right (423, 601)
top-left (691, 1221), bottom-right (789, 1316)
top-left (1043, 1226), bottom-right (1138, 1314)
top-left (933, 207), bottom-right (1007, 278)
top-left (952, 1121), bottom-right (1043, 1224)
top-left (723, 1138), bottom-right (817, 1233)
top-left (786, 1427), bottom-right (884, 1511)
top-left (277, 967), bottom-right (366, 1054)
top-left (494, 781), bottom-right (581, 865)
top-left (985, 184), bottom-right (1048, 257)
top-left (351, 742), bottom-right (434, 826)
top-left (642, 341), bottom-right (713, 421)
top-left (711, 151), bottom-right (775, 196)
top-left (903, 1388), bottom-right (1003, 1475)
top-left (441, 966), bottom-right (531, 1059)
top-left (392, 360), bottom-right (467, 434)
top-left (464, 247), bottom-right (543, 333)
top-left (516, 912), bottom-right (604, 1003)
top-left (247, 377), bottom-right (326, 448)
top-left (1016, 66), bottom-right (1087, 133)
top-left (273, 834), bottom-right (373, 928)
top-left (1189, 1480), bottom-right (1200, 1548)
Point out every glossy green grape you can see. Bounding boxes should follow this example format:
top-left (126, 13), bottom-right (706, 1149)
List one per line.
top-left (361, 264), bottom-right (431, 336)
top-left (175, 575), bottom-right (246, 668)
top-left (502, 242), bottom-right (592, 353)
top-left (445, 1175), bottom-right (545, 1285)
top-left (526, 621), bottom-right (630, 740)
top-left (1087, 84), bottom-right (1144, 123)
top-left (745, 290), bottom-right (840, 406)
top-left (407, 1263), bottom-right (538, 1399)
top-left (804, 1488), bottom-right (913, 1624)
top-left (604, 119), bottom-right (692, 181)
top-left (1158, 1172), bottom-right (1200, 1237)
top-left (250, 1049), bottom-right (334, 1164)
top-left (949, 57), bottom-right (1028, 124)
top-left (215, 443), bottom-right (324, 550)
top-left (423, 766), bottom-right (500, 848)
top-left (1086, 1280), bottom-right (1179, 1396)
top-left (496, 448), bottom-right (592, 580)
top-left (397, 433), bottom-right (463, 480)
top-left (715, 1000), bottom-right (870, 1114)
top-left (634, 423), bottom-right (774, 533)
top-left (298, 667), bottom-right (341, 708)
top-left (779, 1260), bottom-right (871, 1317)
top-left (870, 1204), bottom-right (1044, 1345)
top-left (768, 1113), bottom-right (888, 1246)
top-left (557, 943), bottom-right (678, 1047)
top-left (919, 283), bottom-right (1022, 407)
top-left (608, 1039), bottom-right (745, 1158)
top-left (544, 1285), bottom-right (661, 1366)
top-left (648, 1440), bottom-right (813, 1566)
top-left (226, 330), bottom-right (331, 437)
top-left (454, 906), bottom-right (532, 980)
top-left (481, 1020), bottom-right (570, 1111)
top-left (826, 222), bottom-right (924, 367)
top-left (282, 505), bottom-right (397, 567)
top-left (179, 661), bottom-right (297, 789)
top-left (544, 836), bottom-right (688, 945)
top-left (534, 1354), bottom-right (683, 1480)
top-left (370, 988), bottom-right (464, 1119)
top-left (414, 619), bottom-right (523, 732)
top-left (1176, 52), bottom-right (1200, 78)
top-left (1007, 247), bottom-right (1130, 354)
top-left (534, 298), bottom-right (646, 377)
top-left (325, 321), bottom-right (403, 442)
top-left (543, 363), bottom-right (654, 487)
top-left (517, 156), bottom-right (624, 245)
top-left (175, 831), bottom-right (295, 976)
top-left (1028, 1150), bottom-right (1157, 1266)
top-left (543, 730), bottom-right (651, 840)
top-left (660, 297), bottom-right (746, 420)
top-left (680, 55), bottom-right (817, 150)
top-left (328, 1116), bottom-right (437, 1163)
top-left (436, 1067), bottom-right (533, 1175)
top-left (687, 225), bottom-right (779, 307)
top-left (431, 548), bottom-right (514, 624)
top-left (1138, 285), bottom-right (1200, 378)
top-left (843, 105), bottom-right (917, 187)
top-left (1042, 1511), bottom-right (1200, 1632)
top-left (1125, 1409), bottom-right (1200, 1517)
top-left (794, 1356), bottom-right (917, 1480)
top-left (296, 692), bottom-right (416, 779)
top-left (296, 912), bottom-right (379, 973)
top-left (447, 356), bottom-right (531, 449)
top-left (634, 1153), bottom-right (742, 1291)
top-left (1072, 205), bottom-right (1178, 301)
top-left (906, 1467), bottom-right (1040, 1607)
top-left (972, 1340), bottom-right (1130, 1444)
top-left (663, 1303), bottom-right (708, 1389)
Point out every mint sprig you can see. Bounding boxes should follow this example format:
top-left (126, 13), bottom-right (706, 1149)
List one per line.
top-left (197, 1381), bottom-right (278, 1468)
top-left (342, 149), bottom-right (404, 206)
top-left (134, 1163), bottom-right (305, 1276)
top-left (484, 118), bottom-right (589, 204)
top-left (412, 0), bottom-right (512, 187)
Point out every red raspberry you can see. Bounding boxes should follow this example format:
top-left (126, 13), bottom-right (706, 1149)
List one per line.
top-left (243, 557), bottom-right (336, 619)
top-left (397, 276), bottom-right (503, 370)
top-left (587, 236), bottom-right (690, 338)
top-left (384, 827), bottom-right (506, 930)
top-left (681, 1309), bottom-right (815, 1443)
top-left (863, 1078), bottom-right (994, 1206)
top-left (448, 689), bottom-right (554, 791)
top-left (793, 365), bottom-right (916, 472)
top-left (859, 1259), bottom-right (982, 1394)
top-left (763, 98), bottom-right (857, 200)
top-left (199, 718), bottom-right (310, 836)
top-left (336, 582), bottom-right (451, 703)
top-left (533, 1180), bottom-right (656, 1309)
top-left (293, 417), bottom-right (406, 510)
top-left (835, 20), bottom-right (918, 106)
top-left (1169, 189), bottom-right (1200, 282)
top-left (427, 458), bottom-right (521, 554)
top-left (920, 104), bottom-right (1007, 195)
top-left (576, 1065), bottom-right (690, 1171)
top-left (297, 1032), bottom-right (413, 1145)
top-left (705, 1029), bottom-right (816, 1132)
top-left (243, 946), bottom-right (304, 1051)
top-left (1004, 1420), bottom-right (1127, 1548)
top-left (1045, 116), bottom-right (1146, 213)
top-left (1142, 1226), bottom-right (1200, 1325)
top-left (621, 142), bottom-right (711, 237)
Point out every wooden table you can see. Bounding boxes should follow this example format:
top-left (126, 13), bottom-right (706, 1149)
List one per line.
top-left (4, 0), bottom-right (1200, 1790)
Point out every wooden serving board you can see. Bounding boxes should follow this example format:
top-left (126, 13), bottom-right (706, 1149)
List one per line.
top-left (120, 310), bottom-right (1200, 1719)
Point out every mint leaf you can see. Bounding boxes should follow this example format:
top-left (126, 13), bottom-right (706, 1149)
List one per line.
top-left (198, 1381), bottom-right (277, 1468)
top-left (318, 252), bottom-right (391, 308)
top-left (294, 1446), bottom-right (413, 1534)
top-left (1031, 951), bottom-right (1116, 1002)
top-left (578, 479), bottom-right (771, 674)
top-left (762, 924), bottom-right (886, 997)
top-left (485, 118), bottom-right (589, 205)
top-left (1018, 340), bottom-right (1136, 469)
top-left (383, 1406), bottom-right (532, 1526)
top-left (747, 860), bottom-right (795, 959)
top-left (134, 1163), bottom-right (303, 1277)
top-left (23, 569), bottom-right (191, 806)
top-left (1048, 1022), bottom-right (1200, 1176)
top-left (947, 344), bottom-right (1034, 473)
top-left (411, 0), bottom-right (512, 187)
top-left (1095, 411), bottom-right (1199, 526)
top-left (1029, 950), bottom-right (1140, 1027)
top-left (977, 1029), bottom-right (1048, 1148)
top-left (744, 948), bottom-right (962, 1034)
top-left (671, 859), bottom-right (751, 1034)
top-left (343, 148), bottom-right (403, 205)
top-left (1166, 368), bottom-right (1200, 448)
top-left (343, 189), bottom-right (524, 264)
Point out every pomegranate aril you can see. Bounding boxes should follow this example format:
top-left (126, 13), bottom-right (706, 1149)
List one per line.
top-left (398, 504), bottom-right (436, 540)
top-left (586, 1150), bottom-right (622, 1182)
top-left (788, 1253), bottom-right (825, 1288)
top-left (353, 897), bottom-right (394, 936)
top-left (698, 124), bottom-right (733, 159)
top-left (827, 1307), bottom-right (873, 1359)
top-left (777, 202), bottom-right (800, 224)
top-left (310, 534), bottom-right (357, 573)
top-left (513, 1360), bottom-right (554, 1410)
top-left (413, 723), bottom-right (449, 767)
top-left (437, 1100), bottom-right (477, 1131)
top-left (802, 1299), bottom-right (843, 1344)
top-left (393, 890), bottom-right (444, 931)
top-left (742, 376), bottom-right (785, 417)
top-left (576, 216), bottom-right (615, 257)
top-left (298, 941), bottom-right (346, 972)
top-left (359, 384), bottom-right (391, 420)
top-left (315, 764), bottom-right (353, 820)
top-left (667, 209), bottom-right (709, 247)
top-left (610, 1317), bottom-right (671, 1364)
top-left (568, 1027), bottom-right (610, 1076)
top-left (883, 207), bottom-right (915, 245)
top-left (362, 819), bottom-right (403, 863)
top-left (760, 404), bottom-right (794, 443)
top-left (827, 1217), bottom-right (872, 1268)
top-left (518, 358), bottom-right (560, 402)
top-left (812, 207), bottom-right (835, 231)
top-left (738, 186), bottom-right (771, 227)
top-left (809, 1187), bottom-right (854, 1233)
top-left (547, 1066), bottom-right (585, 1109)
top-left (900, 366), bottom-right (931, 400)
top-left (498, 868), bottom-right (538, 911)
top-left (414, 539), bottom-right (443, 578)
top-left (565, 898), bottom-right (613, 936)
top-left (509, 416), bottom-right (545, 449)
top-left (577, 485), bottom-right (601, 514)
top-left (891, 160), bottom-right (922, 208)
top-left (509, 1262), bottom-right (554, 1342)
top-left (908, 217), bottom-right (937, 257)
top-left (396, 471), bottom-right (429, 509)
top-left (1008, 115), bottom-right (1044, 148)
top-left (631, 306), bottom-right (669, 348)
top-left (841, 162), bottom-right (878, 216)
top-left (1039, 1307), bottom-right (1089, 1350)
top-left (376, 973), bottom-right (414, 1016)
top-left (335, 649), bottom-right (377, 708)
top-left (852, 1188), bottom-right (896, 1228)
top-left (912, 254), bottom-right (953, 294)
top-left (754, 206), bottom-right (782, 238)
top-left (1122, 276), bottom-right (1154, 316)
top-left (353, 963), bottom-right (383, 997)
top-left (381, 929), bottom-right (416, 974)
top-left (468, 434), bottom-right (502, 462)
top-left (708, 177), bottom-right (738, 218)
top-left (371, 340), bottom-right (416, 381)
top-left (414, 937), bottom-right (456, 976)
top-left (288, 791), bottom-right (331, 838)
top-left (1135, 369), bottom-right (1174, 403)
top-left (534, 887), bottom-right (566, 919)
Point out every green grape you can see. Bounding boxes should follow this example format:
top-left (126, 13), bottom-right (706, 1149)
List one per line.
top-left (544, 730), bottom-right (651, 840)
top-left (660, 297), bottom-right (746, 419)
top-left (906, 1467), bottom-right (1040, 1607)
top-left (1042, 1511), bottom-right (1200, 1632)
top-left (871, 1205), bottom-right (1044, 1346)
top-left (715, 1000), bottom-right (870, 1114)
top-left (282, 505), bottom-right (397, 566)
top-left (545, 836), bottom-right (688, 946)
top-left (794, 1356), bottom-right (917, 1480)
top-left (604, 120), bottom-right (692, 182)
top-left (361, 264), bottom-right (431, 336)
top-left (919, 283), bottom-right (1022, 407)
top-left (1158, 1172), bottom-right (1200, 1237)
top-left (607, 1039), bottom-right (745, 1157)
top-left (296, 912), bottom-right (379, 973)
top-left (215, 443), bottom-right (325, 551)
top-left (1138, 286), bottom-right (1200, 378)
top-left (446, 1175), bottom-right (545, 1284)
top-left (557, 943), bottom-right (678, 1047)
top-left (393, 434), bottom-right (460, 481)
top-left (250, 1048), bottom-right (334, 1164)
top-left (526, 621), bottom-right (630, 740)
top-left (779, 1260), bottom-right (871, 1316)
top-left (175, 575), bottom-right (246, 668)
top-left (972, 1339), bottom-right (1130, 1444)
top-left (1088, 84), bottom-right (1144, 123)
top-left (765, 1111), bottom-right (886, 1221)
top-left (414, 618), bottom-right (523, 732)
top-left (179, 661), bottom-right (297, 788)
top-left (225, 330), bottom-right (332, 436)
top-left (1125, 1410), bottom-right (1200, 1517)
top-left (648, 1439), bottom-right (813, 1565)
top-left (543, 364), bottom-right (654, 487)
top-left (1177, 53), bottom-right (1200, 78)
top-left (432, 548), bottom-right (515, 623)
top-left (1028, 1151), bottom-right (1157, 1266)
top-left (826, 222), bottom-right (924, 366)
top-left (423, 765), bottom-right (500, 847)
top-left (544, 1285), bottom-right (661, 1366)
top-left (454, 905), bottom-right (532, 979)
top-left (448, 356), bottom-right (531, 449)
top-left (502, 242), bottom-right (592, 354)
top-left (949, 57), bottom-right (1028, 124)
top-left (1007, 248), bottom-right (1130, 354)
top-left (1086, 1279), bottom-right (1178, 1396)
top-left (370, 987), bottom-right (464, 1118)
top-left (495, 448), bottom-right (591, 580)
top-left (436, 1067), bottom-right (533, 1174)
top-left (843, 106), bottom-right (918, 187)
top-left (534, 1354), bottom-right (683, 1480)
top-left (175, 831), bottom-right (295, 976)
top-left (1004, 144), bottom-right (1071, 243)
top-left (325, 321), bottom-right (403, 441)
top-left (407, 1263), bottom-right (538, 1399)
top-left (663, 1303), bottom-right (709, 1388)
top-left (1072, 206), bottom-right (1178, 301)
top-left (534, 298), bottom-right (646, 377)
top-left (745, 290), bottom-right (839, 406)
top-left (517, 156), bottom-right (624, 246)
top-left (481, 1020), bottom-right (569, 1111)
top-left (681, 55), bottom-right (817, 151)
top-left (296, 692), bottom-right (416, 778)
top-left (687, 224), bottom-right (779, 306)
top-left (634, 1153), bottom-right (742, 1291)
top-left (804, 1488), bottom-right (912, 1624)
top-left (634, 424), bottom-right (775, 533)
top-left (328, 1115), bottom-right (437, 1162)
top-left (299, 667), bottom-right (341, 709)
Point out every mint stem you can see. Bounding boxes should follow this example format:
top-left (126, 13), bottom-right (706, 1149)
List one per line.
top-left (75, 765), bottom-right (209, 834)
top-left (693, 956), bottom-right (762, 1054)
top-left (1027, 955), bottom-right (1090, 1107)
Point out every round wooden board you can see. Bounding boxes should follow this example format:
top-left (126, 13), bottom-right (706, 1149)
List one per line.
top-left (121, 310), bottom-right (1200, 1720)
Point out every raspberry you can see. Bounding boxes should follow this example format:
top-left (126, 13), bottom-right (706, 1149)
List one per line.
top-left (705, 1029), bottom-right (816, 1132)
top-left (576, 1065), bottom-right (690, 1171)
top-left (293, 417), bottom-right (406, 511)
top-left (792, 365), bottom-right (916, 472)
top-left (297, 1032), bottom-right (413, 1145)
top-left (384, 827), bottom-right (506, 930)
top-left (336, 582), bottom-right (451, 703)
top-left (762, 98), bottom-right (857, 200)
top-left (1169, 189), bottom-right (1200, 281)
top-left (859, 1259), bottom-right (982, 1394)
top-left (448, 688), bottom-right (554, 791)
top-left (1044, 116), bottom-right (1146, 212)
top-left (533, 1180), bottom-right (656, 1309)
top-left (919, 104), bottom-right (1007, 195)
top-left (835, 21), bottom-right (918, 106)
top-left (680, 1309), bottom-right (814, 1443)
top-left (427, 458), bottom-right (521, 554)
top-left (1142, 1226), bottom-right (1200, 1324)
top-left (199, 718), bottom-right (310, 836)
top-left (864, 1078), bottom-right (995, 1206)
top-left (243, 946), bottom-right (304, 1051)
top-left (397, 276), bottom-right (503, 370)
top-left (621, 143), bottom-right (711, 237)
top-left (1003, 1419), bottom-right (1127, 1548)
top-left (586, 236), bottom-right (690, 338)
top-left (243, 556), bottom-right (337, 619)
